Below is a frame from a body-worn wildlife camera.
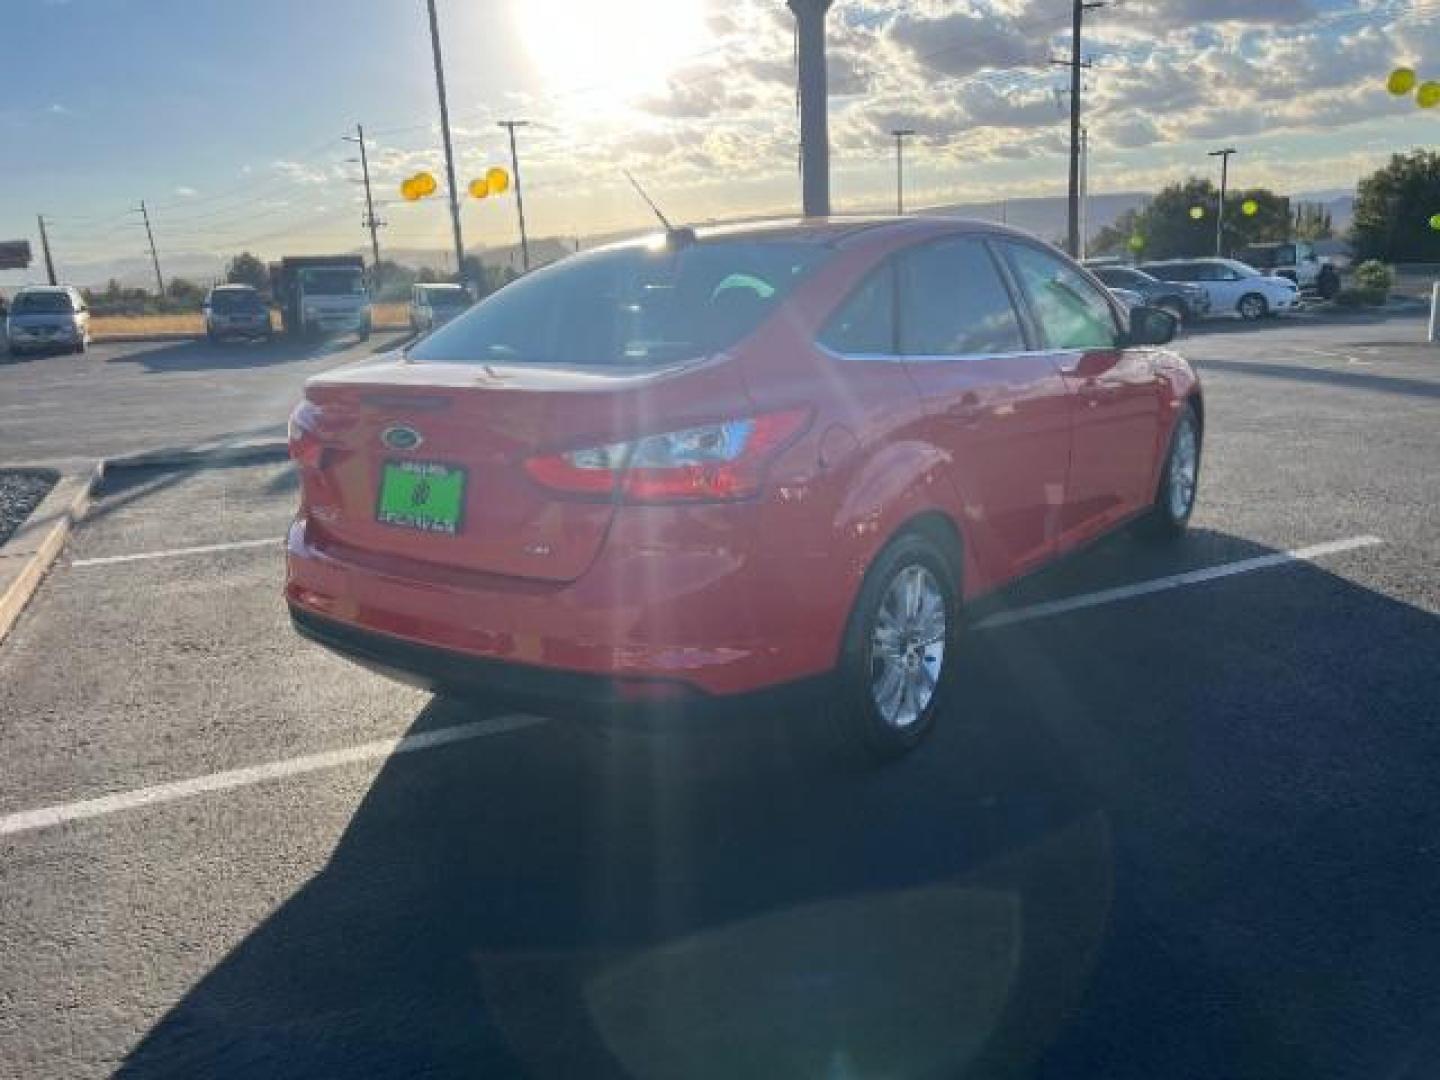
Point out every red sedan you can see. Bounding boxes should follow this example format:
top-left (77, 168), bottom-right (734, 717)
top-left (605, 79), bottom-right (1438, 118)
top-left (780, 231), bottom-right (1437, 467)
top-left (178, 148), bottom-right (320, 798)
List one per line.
top-left (286, 218), bottom-right (1200, 757)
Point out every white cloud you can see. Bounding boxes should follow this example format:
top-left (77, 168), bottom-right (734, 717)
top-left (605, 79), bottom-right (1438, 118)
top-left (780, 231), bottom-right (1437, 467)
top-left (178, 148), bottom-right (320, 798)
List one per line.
top-left (174, 186), bottom-right (197, 197)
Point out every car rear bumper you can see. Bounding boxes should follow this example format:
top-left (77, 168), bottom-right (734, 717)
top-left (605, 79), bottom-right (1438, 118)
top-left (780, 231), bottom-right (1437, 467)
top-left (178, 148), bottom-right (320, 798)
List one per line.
top-left (284, 513), bottom-right (833, 697)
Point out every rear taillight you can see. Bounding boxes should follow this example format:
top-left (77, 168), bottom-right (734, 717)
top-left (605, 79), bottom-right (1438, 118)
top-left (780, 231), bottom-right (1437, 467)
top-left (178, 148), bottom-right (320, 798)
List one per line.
top-left (525, 409), bottom-right (811, 503)
top-left (288, 400), bottom-right (324, 469)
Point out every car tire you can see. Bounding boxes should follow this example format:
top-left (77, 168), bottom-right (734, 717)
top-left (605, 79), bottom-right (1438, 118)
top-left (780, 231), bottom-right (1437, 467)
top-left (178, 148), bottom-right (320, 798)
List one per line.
top-left (1237, 293), bottom-right (1268, 321)
top-left (1139, 402), bottom-right (1201, 540)
top-left (834, 529), bottom-right (959, 761)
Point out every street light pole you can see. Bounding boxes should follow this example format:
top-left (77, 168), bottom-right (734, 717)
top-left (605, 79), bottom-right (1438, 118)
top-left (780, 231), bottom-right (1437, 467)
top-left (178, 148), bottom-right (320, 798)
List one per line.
top-left (1209, 147), bottom-right (1237, 257)
top-left (788, 0), bottom-right (835, 217)
top-left (892, 129), bottom-right (914, 215)
top-left (424, 0), bottom-right (467, 289)
top-left (497, 120), bottom-right (531, 273)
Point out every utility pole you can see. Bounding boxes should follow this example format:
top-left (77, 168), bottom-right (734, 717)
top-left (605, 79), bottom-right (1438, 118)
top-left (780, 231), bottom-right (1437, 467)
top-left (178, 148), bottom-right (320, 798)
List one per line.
top-left (892, 129), bottom-right (914, 215)
top-left (425, 0), bottom-right (467, 290)
top-left (133, 200), bottom-right (164, 297)
top-left (36, 215), bottom-right (56, 285)
top-left (788, 0), bottom-right (835, 217)
top-left (1079, 126), bottom-right (1090, 260)
top-left (1209, 147), bottom-right (1237, 257)
top-left (1055, 0), bottom-right (1104, 257)
top-left (497, 120), bottom-right (531, 273)
top-left (343, 124), bottom-right (384, 276)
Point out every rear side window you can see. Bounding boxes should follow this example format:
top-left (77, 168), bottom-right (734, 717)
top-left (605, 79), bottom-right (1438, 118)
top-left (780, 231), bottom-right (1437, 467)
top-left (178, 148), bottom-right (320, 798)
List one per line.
top-left (896, 238), bottom-right (1026, 357)
top-left (1147, 264), bottom-right (1192, 282)
top-left (818, 262), bottom-right (896, 354)
top-left (1003, 242), bottom-right (1118, 350)
top-left (12, 292), bottom-right (74, 314)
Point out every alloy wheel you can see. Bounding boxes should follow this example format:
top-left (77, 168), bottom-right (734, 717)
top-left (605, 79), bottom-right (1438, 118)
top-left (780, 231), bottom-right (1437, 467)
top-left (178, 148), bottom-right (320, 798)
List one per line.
top-left (869, 564), bottom-right (947, 729)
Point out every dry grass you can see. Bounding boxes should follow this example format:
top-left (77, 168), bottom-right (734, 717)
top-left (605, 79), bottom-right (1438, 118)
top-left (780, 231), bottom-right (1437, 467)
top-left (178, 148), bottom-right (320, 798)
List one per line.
top-left (89, 302), bottom-right (411, 340)
top-left (90, 313), bottom-right (207, 336)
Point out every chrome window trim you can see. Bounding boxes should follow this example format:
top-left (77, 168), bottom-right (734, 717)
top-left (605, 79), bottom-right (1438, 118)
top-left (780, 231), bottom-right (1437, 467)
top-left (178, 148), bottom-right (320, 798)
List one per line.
top-left (817, 342), bottom-right (1092, 365)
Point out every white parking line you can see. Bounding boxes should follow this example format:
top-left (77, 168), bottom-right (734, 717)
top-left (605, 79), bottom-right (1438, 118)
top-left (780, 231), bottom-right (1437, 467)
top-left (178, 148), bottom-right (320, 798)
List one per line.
top-left (973, 535), bottom-right (1384, 631)
top-left (71, 536), bottom-right (283, 567)
top-left (0, 715), bottom-right (545, 839)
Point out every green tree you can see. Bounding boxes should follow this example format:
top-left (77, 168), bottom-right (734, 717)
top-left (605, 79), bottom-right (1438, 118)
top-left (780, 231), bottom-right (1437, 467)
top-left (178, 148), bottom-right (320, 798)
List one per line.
top-left (225, 251), bottom-right (269, 292)
top-left (1292, 202), bottom-right (1334, 241)
top-left (1351, 150), bottom-right (1440, 262)
top-left (1089, 180), bottom-right (1289, 261)
top-left (166, 277), bottom-right (205, 305)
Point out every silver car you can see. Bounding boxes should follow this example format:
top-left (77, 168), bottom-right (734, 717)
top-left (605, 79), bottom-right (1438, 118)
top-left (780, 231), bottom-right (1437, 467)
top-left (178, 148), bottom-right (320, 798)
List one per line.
top-left (5, 285), bottom-right (90, 356)
top-left (408, 283), bottom-right (470, 335)
top-left (204, 284), bottom-right (273, 342)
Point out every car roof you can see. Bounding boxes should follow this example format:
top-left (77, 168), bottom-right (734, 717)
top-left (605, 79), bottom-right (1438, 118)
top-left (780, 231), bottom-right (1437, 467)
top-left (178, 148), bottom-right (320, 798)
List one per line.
top-left (15, 285), bottom-right (73, 294)
top-left (209, 284), bottom-right (257, 292)
top-left (599, 215), bottom-right (1046, 256)
top-left (415, 282), bottom-right (464, 289)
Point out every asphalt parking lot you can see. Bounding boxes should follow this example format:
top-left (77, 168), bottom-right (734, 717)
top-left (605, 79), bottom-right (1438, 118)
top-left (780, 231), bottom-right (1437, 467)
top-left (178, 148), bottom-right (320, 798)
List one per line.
top-left (1, 312), bottom-right (1438, 1078)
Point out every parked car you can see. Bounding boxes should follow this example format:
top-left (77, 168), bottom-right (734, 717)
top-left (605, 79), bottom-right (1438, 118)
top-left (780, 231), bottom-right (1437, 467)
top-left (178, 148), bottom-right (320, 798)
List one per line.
top-left (408, 283), bottom-right (471, 335)
top-left (204, 284), bottom-right (273, 343)
top-left (1237, 241), bottom-right (1341, 298)
top-left (287, 218), bottom-right (1199, 758)
top-left (1085, 263), bottom-right (1210, 323)
top-left (4, 285), bottom-right (90, 355)
top-left (1139, 258), bottom-right (1300, 321)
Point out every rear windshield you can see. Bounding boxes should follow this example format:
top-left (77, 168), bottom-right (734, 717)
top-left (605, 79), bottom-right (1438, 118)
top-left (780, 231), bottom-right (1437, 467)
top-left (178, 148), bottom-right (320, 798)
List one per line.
top-left (409, 240), bottom-right (827, 367)
top-left (211, 290), bottom-right (263, 311)
top-left (422, 288), bottom-right (468, 308)
top-left (299, 268), bottom-right (364, 296)
top-left (12, 292), bottom-right (74, 314)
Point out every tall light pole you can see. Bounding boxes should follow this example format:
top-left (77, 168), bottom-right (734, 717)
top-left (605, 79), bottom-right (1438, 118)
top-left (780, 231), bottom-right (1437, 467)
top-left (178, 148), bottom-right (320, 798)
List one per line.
top-left (343, 124), bottom-right (384, 276)
top-left (497, 120), bottom-right (531, 273)
top-left (425, 0), bottom-right (467, 288)
top-left (788, 0), bottom-right (835, 217)
top-left (36, 214), bottom-right (57, 285)
top-left (892, 129), bottom-right (914, 215)
top-left (1210, 147), bottom-right (1237, 257)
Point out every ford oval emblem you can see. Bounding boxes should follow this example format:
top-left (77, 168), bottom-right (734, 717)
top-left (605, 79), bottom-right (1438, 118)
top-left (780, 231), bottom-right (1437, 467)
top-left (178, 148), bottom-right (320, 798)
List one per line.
top-left (381, 424), bottom-right (422, 451)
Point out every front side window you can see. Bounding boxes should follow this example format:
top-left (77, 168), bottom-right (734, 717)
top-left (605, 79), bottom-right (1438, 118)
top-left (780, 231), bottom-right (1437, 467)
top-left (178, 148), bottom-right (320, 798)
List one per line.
top-left (896, 238), bottom-right (1026, 357)
top-left (818, 261), bottom-right (896, 355)
top-left (411, 240), bottom-right (825, 367)
top-left (1004, 242), bottom-right (1118, 350)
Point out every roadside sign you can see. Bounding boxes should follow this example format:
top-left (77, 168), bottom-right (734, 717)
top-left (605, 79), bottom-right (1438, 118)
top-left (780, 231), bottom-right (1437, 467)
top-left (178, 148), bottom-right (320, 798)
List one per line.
top-left (0, 241), bottom-right (31, 270)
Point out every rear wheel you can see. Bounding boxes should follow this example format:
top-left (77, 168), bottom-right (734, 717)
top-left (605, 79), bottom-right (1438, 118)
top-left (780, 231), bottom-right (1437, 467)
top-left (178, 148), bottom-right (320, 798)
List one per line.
top-left (1140, 402), bottom-right (1201, 539)
top-left (835, 531), bottom-right (958, 760)
top-left (1237, 293), bottom-right (1268, 321)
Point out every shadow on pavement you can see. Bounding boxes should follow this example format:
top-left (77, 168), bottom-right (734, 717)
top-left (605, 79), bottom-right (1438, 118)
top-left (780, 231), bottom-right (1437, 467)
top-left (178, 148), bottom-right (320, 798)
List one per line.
top-left (105, 333), bottom-right (404, 373)
top-left (1194, 357), bottom-right (1440, 400)
top-left (119, 531), bottom-right (1440, 1079)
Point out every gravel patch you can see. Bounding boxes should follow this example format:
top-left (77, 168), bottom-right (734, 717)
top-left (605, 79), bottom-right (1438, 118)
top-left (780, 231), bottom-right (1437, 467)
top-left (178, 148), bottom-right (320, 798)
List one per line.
top-left (0, 471), bottom-right (56, 547)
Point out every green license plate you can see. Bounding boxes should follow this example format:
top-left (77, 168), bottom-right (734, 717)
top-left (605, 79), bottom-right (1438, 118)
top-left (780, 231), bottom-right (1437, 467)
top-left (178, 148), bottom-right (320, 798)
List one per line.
top-left (375, 461), bottom-right (466, 534)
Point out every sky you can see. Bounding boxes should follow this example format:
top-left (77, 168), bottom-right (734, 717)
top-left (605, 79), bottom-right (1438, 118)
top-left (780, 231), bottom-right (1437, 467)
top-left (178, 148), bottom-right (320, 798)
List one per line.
top-left (2, 0), bottom-right (1438, 285)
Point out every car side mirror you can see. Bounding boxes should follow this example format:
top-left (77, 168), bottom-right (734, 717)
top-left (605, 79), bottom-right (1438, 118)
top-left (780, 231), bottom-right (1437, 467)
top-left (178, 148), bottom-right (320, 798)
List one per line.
top-left (1126, 305), bottom-right (1177, 346)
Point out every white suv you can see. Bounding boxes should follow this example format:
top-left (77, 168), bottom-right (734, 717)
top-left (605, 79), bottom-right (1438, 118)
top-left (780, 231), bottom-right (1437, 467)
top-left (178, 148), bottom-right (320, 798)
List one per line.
top-left (5, 285), bottom-right (90, 355)
top-left (1139, 258), bottom-right (1300, 321)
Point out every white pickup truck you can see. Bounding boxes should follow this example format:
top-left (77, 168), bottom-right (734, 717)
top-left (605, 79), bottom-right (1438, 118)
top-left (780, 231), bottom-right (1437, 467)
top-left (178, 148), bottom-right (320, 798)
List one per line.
top-left (1237, 241), bottom-right (1341, 299)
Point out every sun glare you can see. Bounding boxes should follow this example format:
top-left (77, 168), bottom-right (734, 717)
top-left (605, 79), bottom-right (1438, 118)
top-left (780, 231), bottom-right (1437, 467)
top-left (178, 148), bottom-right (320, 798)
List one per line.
top-left (515, 0), bottom-right (709, 104)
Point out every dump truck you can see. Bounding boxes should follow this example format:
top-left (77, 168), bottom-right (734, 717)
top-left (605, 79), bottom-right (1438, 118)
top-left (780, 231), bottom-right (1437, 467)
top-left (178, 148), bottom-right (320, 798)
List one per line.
top-left (270, 255), bottom-right (371, 339)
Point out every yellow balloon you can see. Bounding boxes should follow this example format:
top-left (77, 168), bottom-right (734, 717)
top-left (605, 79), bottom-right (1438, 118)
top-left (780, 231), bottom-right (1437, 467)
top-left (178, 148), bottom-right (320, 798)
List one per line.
top-left (468, 178), bottom-right (490, 199)
top-left (1418, 80), bottom-right (1440, 108)
top-left (1242, 199), bottom-right (1260, 217)
top-left (486, 166), bottom-right (510, 195)
top-left (401, 177), bottom-right (421, 201)
top-left (415, 171), bottom-right (438, 196)
top-left (1189, 206), bottom-right (1205, 220)
top-left (1388, 67), bottom-right (1417, 95)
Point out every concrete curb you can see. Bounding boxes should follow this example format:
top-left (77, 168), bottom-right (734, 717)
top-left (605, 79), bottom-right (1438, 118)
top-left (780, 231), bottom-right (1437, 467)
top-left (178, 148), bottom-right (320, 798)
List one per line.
top-left (0, 463), bottom-right (102, 645)
top-left (0, 438), bottom-right (291, 644)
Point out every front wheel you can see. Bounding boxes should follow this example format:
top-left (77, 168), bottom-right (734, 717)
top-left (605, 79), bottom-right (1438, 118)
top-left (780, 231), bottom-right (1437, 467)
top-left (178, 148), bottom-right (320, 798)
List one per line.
top-left (835, 531), bottom-right (958, 760)
top-left (1139, 403), bottom-right (1201, 540)
top-left (1237, 293), bottom-right (1268, 321)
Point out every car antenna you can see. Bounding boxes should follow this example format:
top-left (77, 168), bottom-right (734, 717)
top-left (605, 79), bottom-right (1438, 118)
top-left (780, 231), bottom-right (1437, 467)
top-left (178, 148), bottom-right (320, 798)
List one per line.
top-left (624, 170), bottom-right (695, 246)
